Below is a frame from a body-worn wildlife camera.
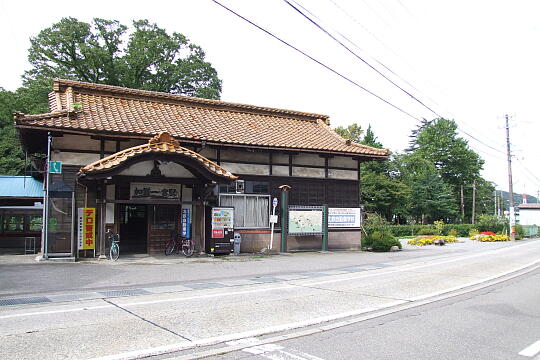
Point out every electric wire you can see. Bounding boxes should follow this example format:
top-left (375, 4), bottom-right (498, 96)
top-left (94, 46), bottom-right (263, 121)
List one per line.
top-left (283, 0), bottom-right (442, 119)
top-left (516, 158), bottom-right (540, 183)
top-left (290, 0), bottom-right (507, 159)
top-left (211, 0), bottom-right (421, 121)
top-left (292, 0), bottom-right (427, 103)
top-left (213, 0), bottom-right (526, 174)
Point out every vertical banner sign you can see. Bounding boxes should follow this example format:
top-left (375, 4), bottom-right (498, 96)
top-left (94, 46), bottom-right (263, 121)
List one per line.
top-left (181, 208), bottom-right (191, 238)
top-left (78, 208), bottom-right (96, 250)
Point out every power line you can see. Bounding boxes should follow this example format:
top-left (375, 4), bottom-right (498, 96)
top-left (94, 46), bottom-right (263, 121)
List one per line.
top-left (292, 0), bottom-right (428, 105)
top-left (283, 0), bottom-right (442, 119)
top-left (289, 0), bottom-right (507, 159)
top-left (211, 0), bottom-right (422, 122)
top-left (213, 0), bottom-right (521, 167)
top-left (516, 158), bottom-right (540, 183)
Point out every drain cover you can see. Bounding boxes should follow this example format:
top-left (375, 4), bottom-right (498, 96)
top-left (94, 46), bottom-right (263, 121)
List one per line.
top-left (0, 296), bottom-right (51, 306)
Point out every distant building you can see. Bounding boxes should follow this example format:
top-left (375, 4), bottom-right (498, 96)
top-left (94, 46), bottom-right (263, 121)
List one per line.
top-left (517, 203), bottom-right (540, 226)
top-left (0, 176), bottom-right (43, 252)
top-left (15, 79), bottom-right (388, 258)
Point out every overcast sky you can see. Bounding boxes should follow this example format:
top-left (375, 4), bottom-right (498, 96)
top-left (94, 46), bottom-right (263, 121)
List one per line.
top-left (1, 0), bottom-right (539, 200)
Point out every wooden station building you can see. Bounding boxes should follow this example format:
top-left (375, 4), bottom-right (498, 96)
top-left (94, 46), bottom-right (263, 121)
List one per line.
top-left (15, 79), bottom-right (388, 258)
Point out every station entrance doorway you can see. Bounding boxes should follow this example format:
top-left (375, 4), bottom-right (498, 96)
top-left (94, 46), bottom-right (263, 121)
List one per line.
top-left (119, 204), bottom-right (147, 253)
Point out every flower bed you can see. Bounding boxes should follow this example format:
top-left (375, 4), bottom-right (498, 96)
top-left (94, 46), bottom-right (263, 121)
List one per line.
top-left (470, 233), bottom-right (509, 242)
top-left (407, 235), bottom-right (458, 246)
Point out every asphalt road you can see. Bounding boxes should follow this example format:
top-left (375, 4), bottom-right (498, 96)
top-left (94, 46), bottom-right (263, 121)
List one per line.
top-left (208, 267), bottom-right (540, 360)
top-left (0, 238), bottom-right (539, 360)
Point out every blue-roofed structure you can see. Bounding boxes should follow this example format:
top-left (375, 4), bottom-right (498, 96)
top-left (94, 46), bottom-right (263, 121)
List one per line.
top-left (0, 176), bottom-right (43, 199)
top-left (0, 176), bottom-right (43, 252)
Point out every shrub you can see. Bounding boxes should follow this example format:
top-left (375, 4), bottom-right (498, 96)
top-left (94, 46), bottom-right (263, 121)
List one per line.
top-left (477, 214), bottom-right (506, 233)
top-left (447, 229), bottom-right (458, 237)
top-left (434, 220), bottom-right (445, 235)
top-left (363, 231), bottom-right (402, 252)
top-left (515, 224), bottom-right (524, 240)
top-left (418, 227), bottom-right (438, 235)
top-left (469, 228), bottom-right (479, 237)
top-left (364, 212), bottom-right (388, 227)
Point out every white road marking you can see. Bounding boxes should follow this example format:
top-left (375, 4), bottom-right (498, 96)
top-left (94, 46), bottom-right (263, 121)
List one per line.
top-left (226, 337), bottom-right (260, 346)
top-left (244, 344), bottom-right (284, 355)
top-left (243, 344), bottom-right (325, 360)
top-left (519, 340), bottom-right (540, 357)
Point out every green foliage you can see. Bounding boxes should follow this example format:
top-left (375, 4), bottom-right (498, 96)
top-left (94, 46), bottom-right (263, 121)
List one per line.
top-left (0, 17), bottom-right (225, 176)
top-left (418, 227), bottom-right (438, 235)
top-left (25, 17), bottom-right (222, 99)
top-left (394, 152), bottom-right (458, 222)
top-left (476, 214), bottom-right (506, 233)
top-left (469, 228), bottom-right (479, 237)
top-left (363, 212), bottom-right (388, 226)
top-left (447, 228), bottom-right (458, 237)
top-left (0, 89), bottom-right (27, 174)
top-left (363, 231), bottom-right (401, 252)
top-left (365, 224), bottom-right (476, 238)
top-left (434, 220), bottom-right (445, 235)
top-left (361, 170), bottom-right (411, 221)
top-left (515, 224), bottom-right (524, 240)
top-left (334, 123), bottom-right (363, 143)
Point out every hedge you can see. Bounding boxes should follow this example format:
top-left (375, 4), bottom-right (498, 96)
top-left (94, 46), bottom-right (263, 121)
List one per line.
top-left (364, 224), bottom-right (478, 237)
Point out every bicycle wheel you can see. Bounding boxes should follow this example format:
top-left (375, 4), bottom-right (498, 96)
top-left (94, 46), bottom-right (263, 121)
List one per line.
top-left (181, 240), bottom-right (194, 257)
top-left (110, 243), bottom-right (120, 261)
top-left (164, 239), bottom-right (176, 256)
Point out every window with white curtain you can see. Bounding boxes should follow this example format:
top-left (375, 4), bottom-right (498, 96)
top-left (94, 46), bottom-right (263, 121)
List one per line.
top-left (219, 194), bottom-right (270, 229)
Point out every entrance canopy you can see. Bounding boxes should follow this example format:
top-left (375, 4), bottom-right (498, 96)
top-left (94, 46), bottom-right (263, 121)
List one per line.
top-left (78, 132), bottom-right (237, 183)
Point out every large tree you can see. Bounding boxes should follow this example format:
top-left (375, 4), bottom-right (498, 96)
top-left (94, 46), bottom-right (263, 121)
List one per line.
top-left (25, 18), bottom-right (222, 100)
top-left (408, 118), bottom-right (484, 221)
top-left (335, 123), bottom-right (410, 221)
top-left (393, 153), bottom-right (457, 223)
top-left (0, 17), bottom-right (224, 175)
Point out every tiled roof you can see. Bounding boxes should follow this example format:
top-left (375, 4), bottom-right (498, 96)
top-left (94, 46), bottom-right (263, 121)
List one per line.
top-left (518, 203), bottom-right (540, 209)
top-left (79, 132), bottom-right (237, 181)
top-left (15, 79), bottom-right (388, 158)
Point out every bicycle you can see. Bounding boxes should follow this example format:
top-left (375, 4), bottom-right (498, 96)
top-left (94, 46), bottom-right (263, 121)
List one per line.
top-left (106, 229), bottom-right (120, 261)
top-left (165, 231), bottom-right (194, 257)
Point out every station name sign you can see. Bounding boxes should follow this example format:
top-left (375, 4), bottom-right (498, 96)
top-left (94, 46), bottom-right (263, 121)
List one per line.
top-left (130, 183), bottom-right (181, 200)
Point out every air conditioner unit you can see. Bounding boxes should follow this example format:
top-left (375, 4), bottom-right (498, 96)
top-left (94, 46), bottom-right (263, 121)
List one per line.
top-left (235, 180), bottom-right (245, 193)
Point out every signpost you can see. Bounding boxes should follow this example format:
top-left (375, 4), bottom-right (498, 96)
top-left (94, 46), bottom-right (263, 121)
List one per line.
top-left (269, 197), bottom-right (278, 250)
top-left (49, 161), bottom-right (62, 174)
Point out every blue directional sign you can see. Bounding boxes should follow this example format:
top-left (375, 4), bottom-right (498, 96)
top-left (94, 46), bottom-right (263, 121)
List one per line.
top-left (49, 161), bottom-right (62, 174)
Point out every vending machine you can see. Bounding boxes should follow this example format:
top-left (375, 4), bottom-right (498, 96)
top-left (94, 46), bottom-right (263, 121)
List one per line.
top-left (205, 206), bottom-right (234, 254)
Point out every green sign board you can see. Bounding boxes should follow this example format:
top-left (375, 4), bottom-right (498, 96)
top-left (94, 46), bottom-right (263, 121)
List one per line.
top-left (49, 161), bottom-right (62, 174)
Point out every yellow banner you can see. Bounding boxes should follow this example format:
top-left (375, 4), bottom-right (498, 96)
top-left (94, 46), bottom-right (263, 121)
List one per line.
top-left (78, 208), bottom-right (96, 250)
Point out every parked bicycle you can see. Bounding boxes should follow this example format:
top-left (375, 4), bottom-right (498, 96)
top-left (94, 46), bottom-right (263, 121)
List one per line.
top-left (106, 229), bottom-right (120, 261)
top-left (165, 231), bottom-right (194, 257)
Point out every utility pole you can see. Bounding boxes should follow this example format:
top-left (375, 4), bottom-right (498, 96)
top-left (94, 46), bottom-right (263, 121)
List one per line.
top-left (471, 180), bottom-right (476, 223)
top-left (493, 190), bottom-right (497, 216)
top-left (460, 184), bottom-right (465, 220)
top-left (505, 114), bottom-right (516, 241)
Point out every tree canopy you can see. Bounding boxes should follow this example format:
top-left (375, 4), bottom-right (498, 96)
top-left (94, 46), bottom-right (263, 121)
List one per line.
top-left (25, 18), bottom-right (222, 99)
top-left (0, 17), bottom-right (224, 175)
top-left (334, 120), bottom-right (493, 224)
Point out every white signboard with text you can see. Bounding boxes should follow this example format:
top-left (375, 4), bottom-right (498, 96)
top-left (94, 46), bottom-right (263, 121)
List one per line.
top-left (328, 208), bottom-right (362, 228)
top-left (130, 183), bottom-right (181, 200)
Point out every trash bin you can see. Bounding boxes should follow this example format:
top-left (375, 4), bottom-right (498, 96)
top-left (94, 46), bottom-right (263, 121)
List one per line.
top-left (233, 232), bottom-right (241, 255)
